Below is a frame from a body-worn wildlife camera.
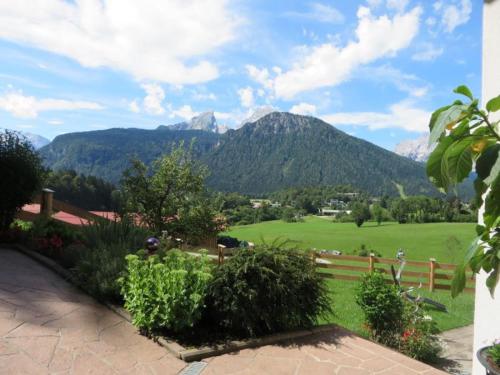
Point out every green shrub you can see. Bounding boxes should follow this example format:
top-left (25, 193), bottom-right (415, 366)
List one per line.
top-left (31, 217), bottom-right (80, 244)
top-left (356, 272), bottom-right (442, 363)
top-left (120, 250), bottom-right (213, 334)
top-left (73, 217), bottom-right (151, 302)
top-left (74, 243), bottom-right (131, 302)
top-left (206, 245), bottom-right (332, 337)
top-left (355, 272), bottom-right (404, 346)
top-left (30, 218), bottom-right (81, 256)
top-left (80, 216), bottom-right (148, 251)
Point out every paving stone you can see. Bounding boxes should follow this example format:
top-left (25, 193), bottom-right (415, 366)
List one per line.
top-left (6, 335), bottom-right (59, 366)
top-left (295, 358), bottom-right (338, 375)
top-left (248, 354), bottom-right (301, 375)
top-left (49, 347), bottom-right (74, 372)
top-left (200, 354), bottom-right (254, 374)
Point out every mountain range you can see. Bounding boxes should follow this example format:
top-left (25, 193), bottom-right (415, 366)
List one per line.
top-left (2, 129), bottom-right (50, 149)
top-left (394, 134), bottom-right (434, 162)
top-left (166, 111), bottom-right (228, 133)
top-left (39, 112), bottom-right (442, 196)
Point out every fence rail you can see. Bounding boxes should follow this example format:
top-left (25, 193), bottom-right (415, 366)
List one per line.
top-left (211, 247), bottom-right (475, 294)
top-left (315, 252), bottom-right (475, 293)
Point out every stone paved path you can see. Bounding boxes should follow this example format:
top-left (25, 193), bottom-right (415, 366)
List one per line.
top-left (438, 325), bottom-right (473, 375)
top-left (0, 248), bottom-right (186, 374)
top-left (0, 247), bottom-right (449, 375)
top-left (201, 327), bottom-right (447, 375)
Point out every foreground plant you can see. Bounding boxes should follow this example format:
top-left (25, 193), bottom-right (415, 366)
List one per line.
top-left (206, 244), bottom-right (332, 337)
top-left (356, 272), bottom-right (441, 363)
top-left (120, 249), bottom-right (212, 334)
top-left (426, 85), bottom-right (500, 296)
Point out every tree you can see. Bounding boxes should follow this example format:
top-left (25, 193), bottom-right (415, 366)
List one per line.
top-left (426, 85), bottom-right (500, 296)
top-left (44, 169), bottom-right (117, 210)
top-left (0, 130), bottom-right (44, 230)
top-left (351, 201), bottom-right (371, 227)
top-left (121, 144), bottom-right (212, 238)
top-left (390, 199), bottom-right (409, 224)
top-left (371, 203), bottom-right (384, 225)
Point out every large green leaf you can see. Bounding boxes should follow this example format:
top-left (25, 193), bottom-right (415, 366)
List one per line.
top-left (426, 136), bottom-right (454, 191)
top-left (454, 85), bottom-right (473, 100)
top-left (428, 105), bottom-right (451, 133)
top-left (485, 148), bottom-right (500, 185)
top-left (484, 174), bottom-right (500, 227)
top-left (442, 138), bottom-right (473, 185)
top-left (486, 95), bottom-right (500, 112)
top-left (475, 144), bottom-right (499, 180)
top-left (451, 236), bottom-right (482, 297)
top-left (429, 104), bottom-right (468, 145)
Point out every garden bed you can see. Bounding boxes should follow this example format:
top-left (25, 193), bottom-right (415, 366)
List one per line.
top-left (5, 243), bottom-right (340, 362)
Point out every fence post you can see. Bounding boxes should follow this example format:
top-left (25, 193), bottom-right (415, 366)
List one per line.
top-left (218, 244), bottom-right (226, 265)
top-left (429, 258), bottom-right (436, 292)
top-left (40, 188), bottom-right (54, 217)
top-left (369, 253), bottom-right (375, 273)
top-left (311, 251), bottom-right (317, 266)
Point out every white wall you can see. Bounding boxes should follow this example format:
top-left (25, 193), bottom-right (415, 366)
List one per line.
top-left (473, 1), bottom-right (500, 374)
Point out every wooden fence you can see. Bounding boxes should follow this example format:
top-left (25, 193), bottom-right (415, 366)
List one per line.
top-left (212, 247), bottom-right (475, 293)
top-left (314, 252), bottom-right (475, 293)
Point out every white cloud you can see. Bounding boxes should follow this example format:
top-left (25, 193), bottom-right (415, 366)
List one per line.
top-left (253, 6), bottom-right (422, 99)
top-left (246, 65), bottom-right (273, 90)
top-left (386, 0), bottom-right (409, 13)
top-left (289, 102), bottom-right (317, 116)
top-left (0, 90), bottom-right (103, 118)
top-left (412, 42), bottom-right (443, 61)
top-left (48, 119), bottom-right (63, 125)
top-left (437, 0), bottom-right (472, 33)
top-left (141, 83), bottom-right (165, 115)
top-left (238, 87), bottom-right (254, 108)
top-left (357, 65), bottom-right (429, 97)
top-left (0, 0), bottom-right (239, 84)
top-left (170, 105), bottom-right (198, 121)
top-left (128, 100), bottom-right (140, 113)
top-left (285, 3), bottom-right (344, 24)
top-left (321, 99), bottom-right (430, 133)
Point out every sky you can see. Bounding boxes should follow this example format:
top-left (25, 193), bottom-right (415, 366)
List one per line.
top-left (0, 0), bottom-right (481, 151)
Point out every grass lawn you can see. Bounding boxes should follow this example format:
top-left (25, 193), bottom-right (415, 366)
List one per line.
top-left (227, 217), bottom-right (476, 334)
top-left (227, 216), bottom-right (476, 263)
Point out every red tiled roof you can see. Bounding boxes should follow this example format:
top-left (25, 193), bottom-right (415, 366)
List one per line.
top-left (22, 204), bottom-right (40, 214)
top-left (90, 211), bottom-right (119, 220)
top-left (52, 211), bottom-right (90, 226)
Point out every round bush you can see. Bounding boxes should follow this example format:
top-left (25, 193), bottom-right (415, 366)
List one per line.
top-left (355, 271), bottom-right (404, 345)
top-left (206, 245), bottom-right (332, 337)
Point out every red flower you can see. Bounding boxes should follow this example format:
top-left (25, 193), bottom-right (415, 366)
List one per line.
top-left (49, 235), bottom-right (63, 249)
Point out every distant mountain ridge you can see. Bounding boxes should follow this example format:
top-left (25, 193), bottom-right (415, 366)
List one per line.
top-left (394, 134), bottom-right (434, 162)
top-left (165, 111), bottom-right (228, 133)
top-left (203, 112), bottom-right (436, 195)
top-left (39, 112), bottom-right (441, 196)
top-left (2, 129), bottom-right (50, 149)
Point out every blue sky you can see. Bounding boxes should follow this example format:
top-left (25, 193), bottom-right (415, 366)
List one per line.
top-left (0, 0), bottom-right (480, 150)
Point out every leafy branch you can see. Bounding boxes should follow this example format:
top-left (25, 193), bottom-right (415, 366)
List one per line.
top-left (426, 85), bottom-right (500, 297)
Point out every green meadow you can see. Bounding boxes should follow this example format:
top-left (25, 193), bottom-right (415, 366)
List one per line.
top-left (227, 216), bottom-right (476, 263)
top-left (227, 216), bottom-right (476, 334)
